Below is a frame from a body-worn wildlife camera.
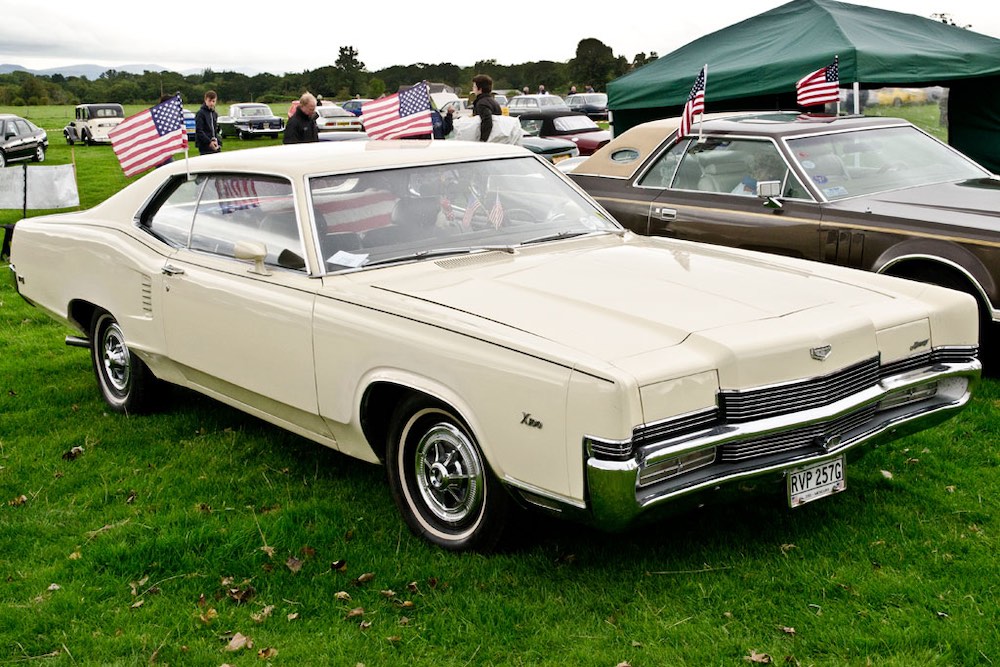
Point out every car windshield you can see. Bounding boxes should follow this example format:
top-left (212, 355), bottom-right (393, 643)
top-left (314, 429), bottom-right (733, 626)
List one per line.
top-left (553, 116), bottom-right (600, 132)
top-left (309, 156), bottom-right (620, 272)
top-left (240, 106), bottom-right (271, 117)
top-left (318, 107), bottom-right (351, 117)
top-left (583, 94), bottom-right (607, 105)
top-left (786, 125), bottom-right (989, 201)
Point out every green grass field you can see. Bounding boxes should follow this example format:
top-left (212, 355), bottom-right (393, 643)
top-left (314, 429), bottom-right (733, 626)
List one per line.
top-left (1, 103), bottom-right (998, 665)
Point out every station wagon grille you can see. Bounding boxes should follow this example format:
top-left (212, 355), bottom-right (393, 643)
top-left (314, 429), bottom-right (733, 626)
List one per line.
top-left (718, 357), bottom-right (880, 423)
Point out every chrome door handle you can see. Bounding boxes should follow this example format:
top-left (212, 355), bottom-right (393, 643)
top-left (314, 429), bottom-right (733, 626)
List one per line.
top-left (652, 206), bottom-right (677, 221)
top-left (162, 264), bottom-right (185, 276)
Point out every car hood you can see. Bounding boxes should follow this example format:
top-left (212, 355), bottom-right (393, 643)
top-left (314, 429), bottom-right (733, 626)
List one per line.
top-left (825, 178), bottom-right (1000, 233)
top-left (369, 236), bottom-right (912, 387)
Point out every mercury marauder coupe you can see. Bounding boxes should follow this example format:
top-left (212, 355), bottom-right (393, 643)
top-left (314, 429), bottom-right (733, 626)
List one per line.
top-left (217, 103), bottom-right (283, 139)
top-left (9, 141), bottom-right (981, 551)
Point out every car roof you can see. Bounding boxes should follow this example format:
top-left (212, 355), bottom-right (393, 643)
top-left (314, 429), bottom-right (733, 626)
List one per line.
top-left (574, 111), bottom-right (910, 179)
top-left (517, 109), bottom-right (588, 120)
top-left (155, 140), bottom-right (533, 180)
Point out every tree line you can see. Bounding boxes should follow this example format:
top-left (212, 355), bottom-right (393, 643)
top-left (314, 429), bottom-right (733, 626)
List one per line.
top-left (0, 39), bottom-right (658, 107)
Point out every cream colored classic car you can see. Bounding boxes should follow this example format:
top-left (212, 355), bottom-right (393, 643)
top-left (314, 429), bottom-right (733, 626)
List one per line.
top-left (9, 141), bottom-right (981, 551)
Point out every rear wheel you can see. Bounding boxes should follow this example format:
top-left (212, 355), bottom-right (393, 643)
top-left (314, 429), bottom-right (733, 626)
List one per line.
top-left (386, 396), bottom-right (510, 552)
top-left (90, 311), bottom-right (157, 413)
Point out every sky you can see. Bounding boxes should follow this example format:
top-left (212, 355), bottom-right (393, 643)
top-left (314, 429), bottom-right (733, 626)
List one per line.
top-left (1, 0), bottom-right (997, 76)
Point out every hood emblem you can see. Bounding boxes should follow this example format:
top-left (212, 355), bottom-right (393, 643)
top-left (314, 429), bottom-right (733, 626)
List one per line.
top-left (910, 338), bottom-right (929, 351)
top-left (810, 344), bottom-right (833, 361)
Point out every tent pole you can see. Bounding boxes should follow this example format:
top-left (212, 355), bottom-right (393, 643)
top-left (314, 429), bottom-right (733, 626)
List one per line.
top-left (853, 82), bottom-right (860, 115)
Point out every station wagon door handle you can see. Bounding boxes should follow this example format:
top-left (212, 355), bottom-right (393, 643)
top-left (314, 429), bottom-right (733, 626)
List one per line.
top-left (162, 264), bottom-right (186, 276)
top-left (652, 206), bottom-right (677, 221)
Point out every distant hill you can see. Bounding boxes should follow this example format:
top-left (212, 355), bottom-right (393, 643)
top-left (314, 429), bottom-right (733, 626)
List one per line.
top-left (0, 63), bottom-right (258, 78)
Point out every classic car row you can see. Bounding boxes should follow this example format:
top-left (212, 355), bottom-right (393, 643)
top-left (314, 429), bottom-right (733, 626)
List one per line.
top-left (567, 111), bottom-right (1000, 362)
top-left (9, 139), bottom-right (981, 551)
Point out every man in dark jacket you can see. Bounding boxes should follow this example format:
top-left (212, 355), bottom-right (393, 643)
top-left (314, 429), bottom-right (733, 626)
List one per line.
top-left (284, 93), bottom-right (319, 144)
top-left (471, 74), bottom-right (502, 142)
top-left (195, 90), bottom-right (221, 154)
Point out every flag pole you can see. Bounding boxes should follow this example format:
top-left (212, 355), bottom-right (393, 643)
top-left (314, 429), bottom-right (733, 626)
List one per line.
top-left (697, 64), bottom-right (708, 143)
top-left (835, 56), bottom-right (841, 116)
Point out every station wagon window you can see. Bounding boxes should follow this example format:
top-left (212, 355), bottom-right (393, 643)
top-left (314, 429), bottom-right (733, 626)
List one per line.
top-left (144, 174), bottom-right (303, 271)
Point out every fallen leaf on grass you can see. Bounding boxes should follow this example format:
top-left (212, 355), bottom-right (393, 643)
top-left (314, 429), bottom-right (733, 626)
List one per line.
top-left (781, 626), bottom-right (796, 636)
top-left (359, 620), bottom-right (372, 630)
top-left (47, 583), bottom-right (61, 591)
top-left (61, 446), bottom-right (85, 460)
top-left (68, 551), bottom-right (82, 560)
top-left (615, 662), bottom-right (631, 667)
top-left (260, 546), bottom-right (275, 558)
top-left (354, 572), bottom-right (375, 586)
top-left (285, 556), bottom-right (302, 573)
top-left (8, 494), bottom-right (27, 507)
top-left (287, 612), bottom-right (299, 621)
top-left (226, 583), bottom-right (256, 604)
top-left (406, 581), bottom-right (419, 594)
top-left (946, 485), bottom-right (956, 493)
top-left (335, 591), bottom-right (352, 601)
top-left (130, 576), bottom-right (149, 596)
top-left (224, 632), bottom-right (253, 652)
top-left (745, 650), bottom-right (772, 663)
top-left (125, 490), bottom-right (137, 504)
top-left (380, 589), bottom-right (396, 598)
top-left (386, 636), bottom-right (401, 644)
top-left (199, 608), bottom-right (218, 624)
top-left (257, 647), bottom-right (278, 659)
top-left (881, 470), bottom-right (893, 480)
top-left (332, 559), bottom-right (348, 572)
top-left (399, 617), bottom-right (410, 626)
top-left (780, 544), bottom-right (797, 555)
top-left (346, 607), bottom-right (365, 619)
top-left (251, 605), bottom-right (274, 623)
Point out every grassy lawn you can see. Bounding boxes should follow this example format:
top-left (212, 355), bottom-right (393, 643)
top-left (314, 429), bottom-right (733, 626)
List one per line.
top-left (1, 103), bottom-right (998, 665)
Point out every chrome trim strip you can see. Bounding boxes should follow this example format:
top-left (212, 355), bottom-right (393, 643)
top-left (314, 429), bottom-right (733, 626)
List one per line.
top-left (585, 357), bottom-right (979, 531)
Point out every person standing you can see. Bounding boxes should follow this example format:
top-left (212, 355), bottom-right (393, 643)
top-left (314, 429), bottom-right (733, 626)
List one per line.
top-left (284, 92), bottom-right (319, 144)
top-left (195, 90), bottom-right (221, 155)
top-left (472, 74), bottom-right (502, 142)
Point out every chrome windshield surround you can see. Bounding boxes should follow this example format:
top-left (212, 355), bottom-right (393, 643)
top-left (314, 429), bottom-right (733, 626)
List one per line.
top-left (584, 348), bottom-right (980, 532)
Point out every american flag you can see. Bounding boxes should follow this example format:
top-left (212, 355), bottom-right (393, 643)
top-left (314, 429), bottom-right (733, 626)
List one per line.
top-left (362, 82), bottom-right (433, 140)
top-left (678, 66), bottom-right (707, 138)
top-left (461, 194), bottom-right (482, 229)
top-left (488, 194), bottom-right (504, 229)
top-left (216, 177), bottom-right (260, 214)
top-left (797, 57), bottom-right (839, 107)
top-left (110, 94), bottom-right (187, 176)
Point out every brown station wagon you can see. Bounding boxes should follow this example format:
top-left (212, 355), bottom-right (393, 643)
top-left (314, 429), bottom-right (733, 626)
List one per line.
top-left (570, 112), bottom-right (1000, 360)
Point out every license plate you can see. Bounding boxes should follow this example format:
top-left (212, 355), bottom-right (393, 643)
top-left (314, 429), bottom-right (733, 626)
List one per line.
top-left (788, 456), bottom-right (845, 507)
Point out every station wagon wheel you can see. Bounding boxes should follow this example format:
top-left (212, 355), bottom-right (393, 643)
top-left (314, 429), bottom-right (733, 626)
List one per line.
top-left (89, 311), bottom-right (156, 414)
top-left (387, 396), bottom-right (510, 551)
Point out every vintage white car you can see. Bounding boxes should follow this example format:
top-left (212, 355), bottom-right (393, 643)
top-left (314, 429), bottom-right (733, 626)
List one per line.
top-left (9, 141), bottom-right (981, 551)
top-left (63, 103), bottom-right (125, 145)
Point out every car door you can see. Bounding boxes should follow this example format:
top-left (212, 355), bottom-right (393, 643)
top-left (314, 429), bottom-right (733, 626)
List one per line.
top-left (642, 137), bottom-right (825, 262)
top-left (3, 118), bottom-right (28, 161)
top-left (146, 173), bottom-right (326, 429)
top-left (12, 119), bottom-right (38, 160)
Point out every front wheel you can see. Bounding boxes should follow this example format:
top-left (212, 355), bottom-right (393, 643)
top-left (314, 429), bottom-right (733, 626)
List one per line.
top-left (90, 311), bottom-right (157, 413)
top-left (34, 145), bottom-right (46, 162)
top-left (386, 396), bottom-right (510, 552)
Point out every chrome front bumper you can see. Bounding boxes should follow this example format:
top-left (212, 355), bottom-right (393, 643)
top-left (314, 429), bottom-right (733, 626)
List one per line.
top-left (585, 355), bottom-right (980, 532)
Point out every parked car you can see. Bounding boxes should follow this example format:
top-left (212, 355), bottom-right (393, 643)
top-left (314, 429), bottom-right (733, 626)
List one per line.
top-left (10, 141), bottom-right (980, 551)
top-left (866, 87), bottom-right (930, 107)
top-left (569, 111), bottom-right (1000, 362)
top-left (183, 109), bottom-right (196, 142)
top-left (63, 103), bottom-right (125, 145)
top-left (517, 109), bottom-right (611, 155)
top-left (340, 99), bottom-right (372, 116)
top-left (1, 114), bottom-right (48, 167)
top-left (217, 103), bottom-right (283, 139)
top-left (314, 105), bottom-right (364, 132)
top-left (564, 93), bottom-right (609, 121)
top-left (521, 135), bottom-right (579, 164)
top-left (440, 99), bottom-right (472, 118)
top-left (506, 94), bottom-right (570, 116)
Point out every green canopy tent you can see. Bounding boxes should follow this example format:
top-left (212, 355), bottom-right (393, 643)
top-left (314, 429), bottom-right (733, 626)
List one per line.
top-left (607, 0), bottom-right (1000, 171)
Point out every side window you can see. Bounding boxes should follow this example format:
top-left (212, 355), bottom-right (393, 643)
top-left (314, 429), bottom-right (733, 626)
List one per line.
top-left (638, 139), bottom-right (689, 188)
top-left (143, 176), bottom-right (203, 247)
top-left (13, 120), bottom-right (30, 136)
top-left (191, 175), bottom-right (302, 270)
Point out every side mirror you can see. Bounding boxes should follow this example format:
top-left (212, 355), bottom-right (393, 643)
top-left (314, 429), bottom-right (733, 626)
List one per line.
top-left (234, 240), bottom-right (271, 276)
top-left (756, 180), bottom-right (782, 198)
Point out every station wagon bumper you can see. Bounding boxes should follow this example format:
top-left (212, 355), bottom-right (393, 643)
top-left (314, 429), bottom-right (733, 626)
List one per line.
top-left (583, 349), bottom-right (980, 531)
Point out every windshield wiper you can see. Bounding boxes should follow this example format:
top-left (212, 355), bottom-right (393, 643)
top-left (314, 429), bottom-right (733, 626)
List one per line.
top-left (519, 228), bottom-right (624, 246)
top-left (363, 245), bottom-right (516, 267)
